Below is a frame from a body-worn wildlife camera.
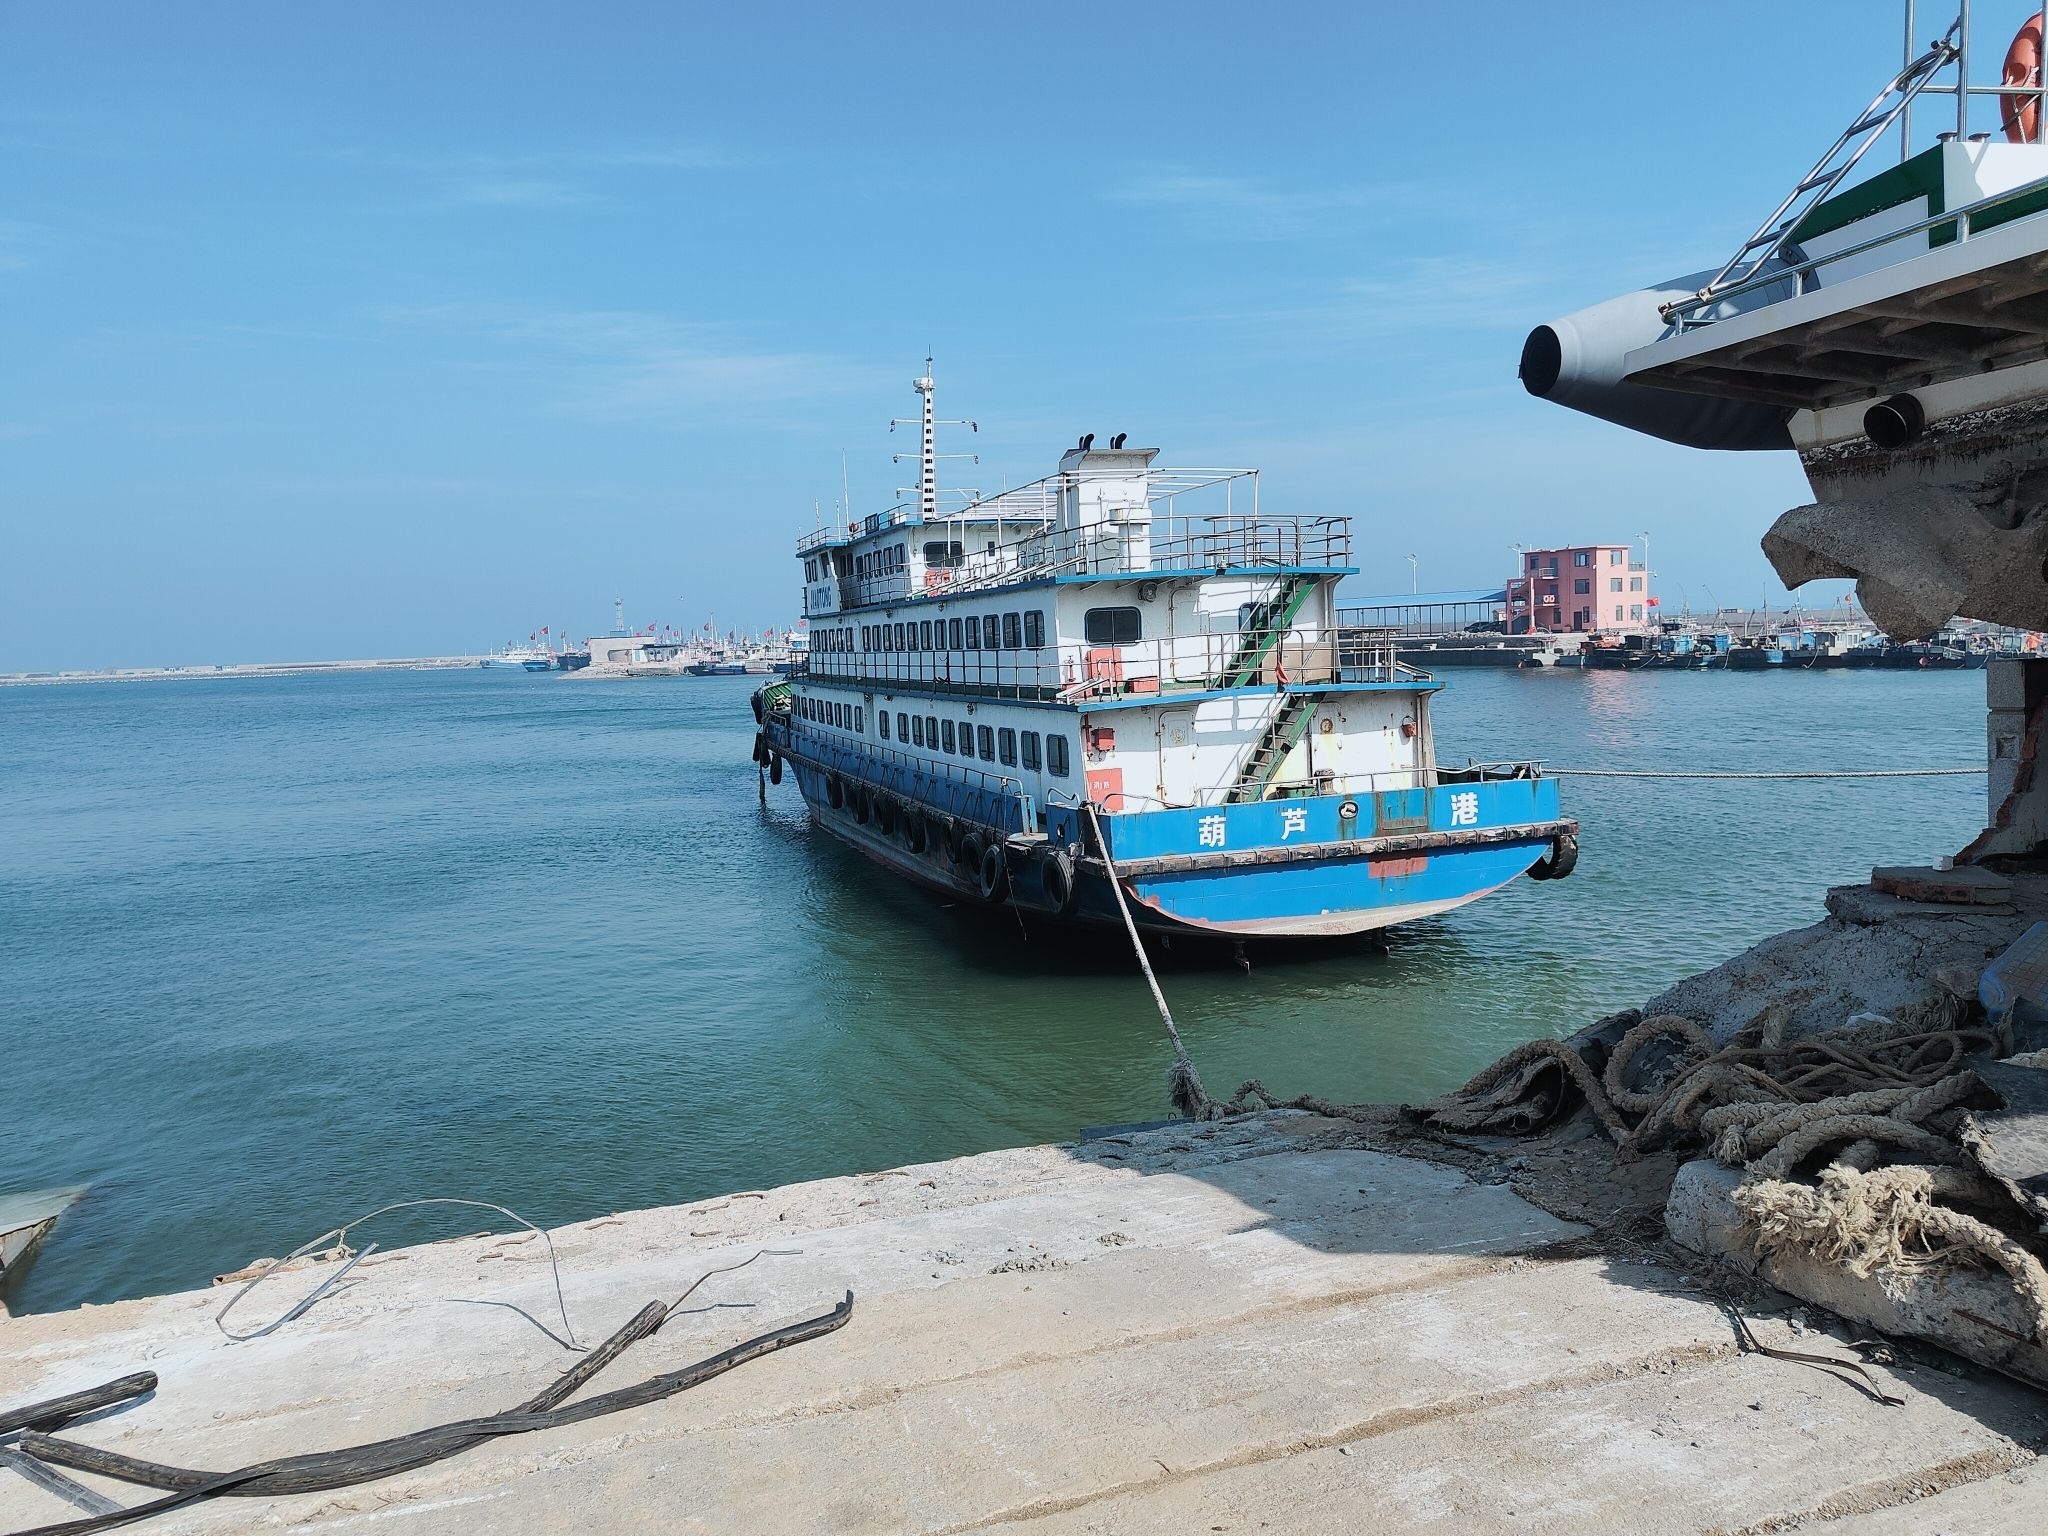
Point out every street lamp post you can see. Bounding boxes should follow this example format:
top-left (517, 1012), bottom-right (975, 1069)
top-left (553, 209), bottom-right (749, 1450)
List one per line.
top-left (1406, 553), bottom-right (1418, 594)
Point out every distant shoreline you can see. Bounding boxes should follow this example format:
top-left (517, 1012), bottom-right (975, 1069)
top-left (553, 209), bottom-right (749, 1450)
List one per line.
top-left (0, 656), bottom-right (485, 687)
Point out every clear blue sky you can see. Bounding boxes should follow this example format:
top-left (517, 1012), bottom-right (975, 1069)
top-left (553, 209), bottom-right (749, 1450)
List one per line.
top-left (1, 0), bottom-right (1970, 669)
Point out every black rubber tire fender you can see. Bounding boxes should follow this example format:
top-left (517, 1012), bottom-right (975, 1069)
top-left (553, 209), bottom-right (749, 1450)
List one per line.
top-left (903, 810), bottom-right (928, 854)
top-left (978, 840), bottom-right (1009, 904)
top-left (826, 775), bottom-right (845, 811)
top-left (1529, 830), bottom-right (1579, 882)
top-left (1041, 849), bottom-right (1078, 916)
top-left (876, 796), bottom-right (899, 838)
top-left (957, 832), bottom-right (985, 887)
top-left (768, 754), bottom-right (784, 786)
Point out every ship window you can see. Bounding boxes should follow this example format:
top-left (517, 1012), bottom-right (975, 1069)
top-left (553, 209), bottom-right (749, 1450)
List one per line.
top-left (942, 719), bottom-right (956, 753)
top-left (949, 617), bottom-right (963, 649)
top-left (984, 613), bottom-right (1001, 649)
top-left (923, 540), bottom-right (964, 569)
top-left (1046, 734), bottom-right (1070, 777)
top-left (921, 620), bottom-right (934, 649)
top-left (1002, 612), bottom-right (1022, 648)
top-left (977, 724), bottom-right (994, 759)
top-left (1083, 606), bottom-right (1142, 644)
top-left (1023, 611), bottom-right (1044, 648)
top-left (893, 622), bottom-right (906, 649)
top-left (911, 715), bottom-right (924, 746)
top-left (855, 708), bottom-right (863, 732)
top-left (957, 718), bottom-right (971, 753)
top-left (998, 727), bottom-right (1017, 766)
top-left (879, 710), bottom-right (890, 739)
top-left (909, 623), bottom-right (922, 653)
top-left (897, 711), bottom-right (909, 741)
top-left (926, 714), bottom-right (939, 747)
top-left (965, 615), bottom-right (980, 649)
top-left (1021, 730), bottom-right (1041, 771)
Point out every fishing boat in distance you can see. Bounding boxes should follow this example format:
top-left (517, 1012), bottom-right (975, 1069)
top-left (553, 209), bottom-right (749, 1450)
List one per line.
top-left (751, 365), bottom-right (1578, 943)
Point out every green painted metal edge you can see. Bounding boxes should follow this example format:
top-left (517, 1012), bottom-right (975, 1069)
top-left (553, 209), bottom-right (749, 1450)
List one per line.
top-left (1789, 145), bottom-right (1945, 245)
top-left (1221, 574), bottom-right (1318, 689)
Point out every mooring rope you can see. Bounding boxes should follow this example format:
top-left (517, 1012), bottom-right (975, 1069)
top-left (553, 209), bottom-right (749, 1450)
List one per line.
top-left (1082, 801), bottom-right (1209, 1117)
top-left (1545, 767), bottom-right (1984, 779)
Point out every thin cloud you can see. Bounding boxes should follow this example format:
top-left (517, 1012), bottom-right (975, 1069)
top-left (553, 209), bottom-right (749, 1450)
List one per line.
top-left (449, 178), bottom-right (595, 209)
top-left (371, 302), bottom-right (882, 420)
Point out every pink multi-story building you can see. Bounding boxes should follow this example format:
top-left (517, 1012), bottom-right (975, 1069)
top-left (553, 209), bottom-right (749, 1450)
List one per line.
top-left (1505, 544), bottom-right (1654, 634)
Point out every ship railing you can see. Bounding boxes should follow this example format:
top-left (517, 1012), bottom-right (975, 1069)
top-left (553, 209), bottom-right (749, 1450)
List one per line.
top-left (791, 722), bottom-right (1030, 832)
top-left (790, 625), bottom-right (1409, 699)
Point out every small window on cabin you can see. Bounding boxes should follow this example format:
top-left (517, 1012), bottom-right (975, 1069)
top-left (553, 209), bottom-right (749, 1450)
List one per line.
top-left (908, 623), bottom-right (920, 653)
top-left (984, 613), bottom-right (1002, 649)
top-left (942, 719), bottom-right (957, 753)
top-left (1023, 611), bottom-right (1044, 649)
top-left (911, 715), bottom-right (924, 747)
top-left (855, 708), bottom-right (862, 733)
top-left (926, 714), bottom-right (938, 747)
top-left (921, 620), bottom-right (934, 649)
top-left (949, 617), bottom-right (963, 649)
top-left (998, 728), bottom-right (1017, 767)
top-left (923, 540), bottom-right (964, 570)
top-left (897, 711), bottom-right (909, 741)
top-left (965, 615), bottom-right (980, 649)
top-left (1046, 734), bottom-right (1070, 777)
top-left (957, 719), bottom-right (972, 753)
top-left (1002, 612), bottom-right (1022, 649)
top-left (893, 622), bottom-right (906, 649)
top-left (977, 724), bottom-right (994, 760)
top-left (879, 710), bottom-right (890, 739)
top-left (1021, 731), bottom-right (1041, 771)
top-left (1083, 606), bottom-right (1142, 644)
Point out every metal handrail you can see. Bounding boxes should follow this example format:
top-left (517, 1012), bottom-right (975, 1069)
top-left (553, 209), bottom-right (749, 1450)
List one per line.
top-left (1662, 171), bottom-right (2048, 329)
top-left (792, 626), bottom-right (1407, 698)
top-left (1672, 20), bottom-right (1961, 321)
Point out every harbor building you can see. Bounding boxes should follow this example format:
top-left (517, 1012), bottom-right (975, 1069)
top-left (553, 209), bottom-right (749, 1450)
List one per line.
top-left (1504, 544), bottom-right (1654, 634)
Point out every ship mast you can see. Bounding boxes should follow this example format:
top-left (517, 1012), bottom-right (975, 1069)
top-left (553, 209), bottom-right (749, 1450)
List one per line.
top-left (891, 355), bottom-right (977, 519)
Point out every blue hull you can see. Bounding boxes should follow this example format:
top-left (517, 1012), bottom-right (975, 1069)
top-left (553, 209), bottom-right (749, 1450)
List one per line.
top-left (767, 729), bottom-right (1568, 941)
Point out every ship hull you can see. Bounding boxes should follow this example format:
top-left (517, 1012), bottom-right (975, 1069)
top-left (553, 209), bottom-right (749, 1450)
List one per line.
top-left (781, 750), bottom-right (1567, 943)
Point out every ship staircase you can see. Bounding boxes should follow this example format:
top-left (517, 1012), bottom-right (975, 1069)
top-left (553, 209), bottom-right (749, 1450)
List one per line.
top-left (1215, 574), bottom-right (1317, 688)
top-left (1222, 690), bottom-right (1318, 804)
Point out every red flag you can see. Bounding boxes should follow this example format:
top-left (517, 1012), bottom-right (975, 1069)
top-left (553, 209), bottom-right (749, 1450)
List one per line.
top-left (1275, 653), bottom-right (1288, 692)
top-left (541, 626), bottom-right (549, 635)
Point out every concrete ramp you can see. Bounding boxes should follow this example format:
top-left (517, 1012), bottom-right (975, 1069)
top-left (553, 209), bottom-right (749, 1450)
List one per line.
top-left (0, 1116), bottom-right (2036, 1533)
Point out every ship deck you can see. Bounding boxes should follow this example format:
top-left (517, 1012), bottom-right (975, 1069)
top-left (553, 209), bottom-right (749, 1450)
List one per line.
top-left (2, 1115), bottom-right (2039, 1534)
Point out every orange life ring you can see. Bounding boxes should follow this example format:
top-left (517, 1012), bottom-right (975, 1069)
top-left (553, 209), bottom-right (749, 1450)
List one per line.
top-left (2003, 12), bottom-right (2044, 144)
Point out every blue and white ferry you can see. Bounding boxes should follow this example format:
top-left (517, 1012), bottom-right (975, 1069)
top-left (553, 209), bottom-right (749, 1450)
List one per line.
top-left (751, 366), bottom-right (1577, 942)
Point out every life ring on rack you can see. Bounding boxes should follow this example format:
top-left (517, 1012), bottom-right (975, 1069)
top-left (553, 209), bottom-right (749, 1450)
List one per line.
top-left (2005, 13), bottom-right (2045, 143)
top-left (1528, 831), bottom-right (1579, 882)
top-left (826, 774), bottom-right (845, 810)
top-left (1041, 849), bottom-right (1078, 916)
top-left (978, 840), bottom-right (1010, 904)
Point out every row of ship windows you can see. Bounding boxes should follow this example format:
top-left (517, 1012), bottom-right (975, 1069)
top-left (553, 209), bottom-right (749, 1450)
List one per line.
top-left (809, 606), bottom-right (1145, 658)
top-left (796, 693), bottom-right (1072, 776)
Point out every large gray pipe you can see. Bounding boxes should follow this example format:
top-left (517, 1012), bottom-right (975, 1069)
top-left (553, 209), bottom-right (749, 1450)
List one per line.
top-left (1520, 270), bottom-right (1796, 452)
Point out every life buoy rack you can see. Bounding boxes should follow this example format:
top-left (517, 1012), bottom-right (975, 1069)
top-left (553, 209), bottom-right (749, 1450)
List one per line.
top-left (978, 840), bottom-right (1009, 904)
top-left (2006, 13), bottom-right (2045, 143)
top-left (1528, 830), bottom-right (1579, 882)
top-left (1041, 849), bottom-right (1078, 916)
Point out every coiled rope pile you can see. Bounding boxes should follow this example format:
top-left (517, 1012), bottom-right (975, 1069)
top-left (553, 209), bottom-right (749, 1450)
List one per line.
top-left (1417, 1005), bottom-right (2048, 1342)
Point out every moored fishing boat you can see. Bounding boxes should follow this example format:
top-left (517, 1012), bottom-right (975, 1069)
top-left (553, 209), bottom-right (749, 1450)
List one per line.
top-left (752, 366), bottom-right (1577, 943)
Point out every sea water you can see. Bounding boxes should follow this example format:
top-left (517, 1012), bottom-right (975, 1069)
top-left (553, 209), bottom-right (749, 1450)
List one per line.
top-left (0, 666), bottom-right (1985, 1311)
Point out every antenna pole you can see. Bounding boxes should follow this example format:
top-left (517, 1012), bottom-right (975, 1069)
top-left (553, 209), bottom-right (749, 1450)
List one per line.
top-left (917, 358), bottom-right (936, 521)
